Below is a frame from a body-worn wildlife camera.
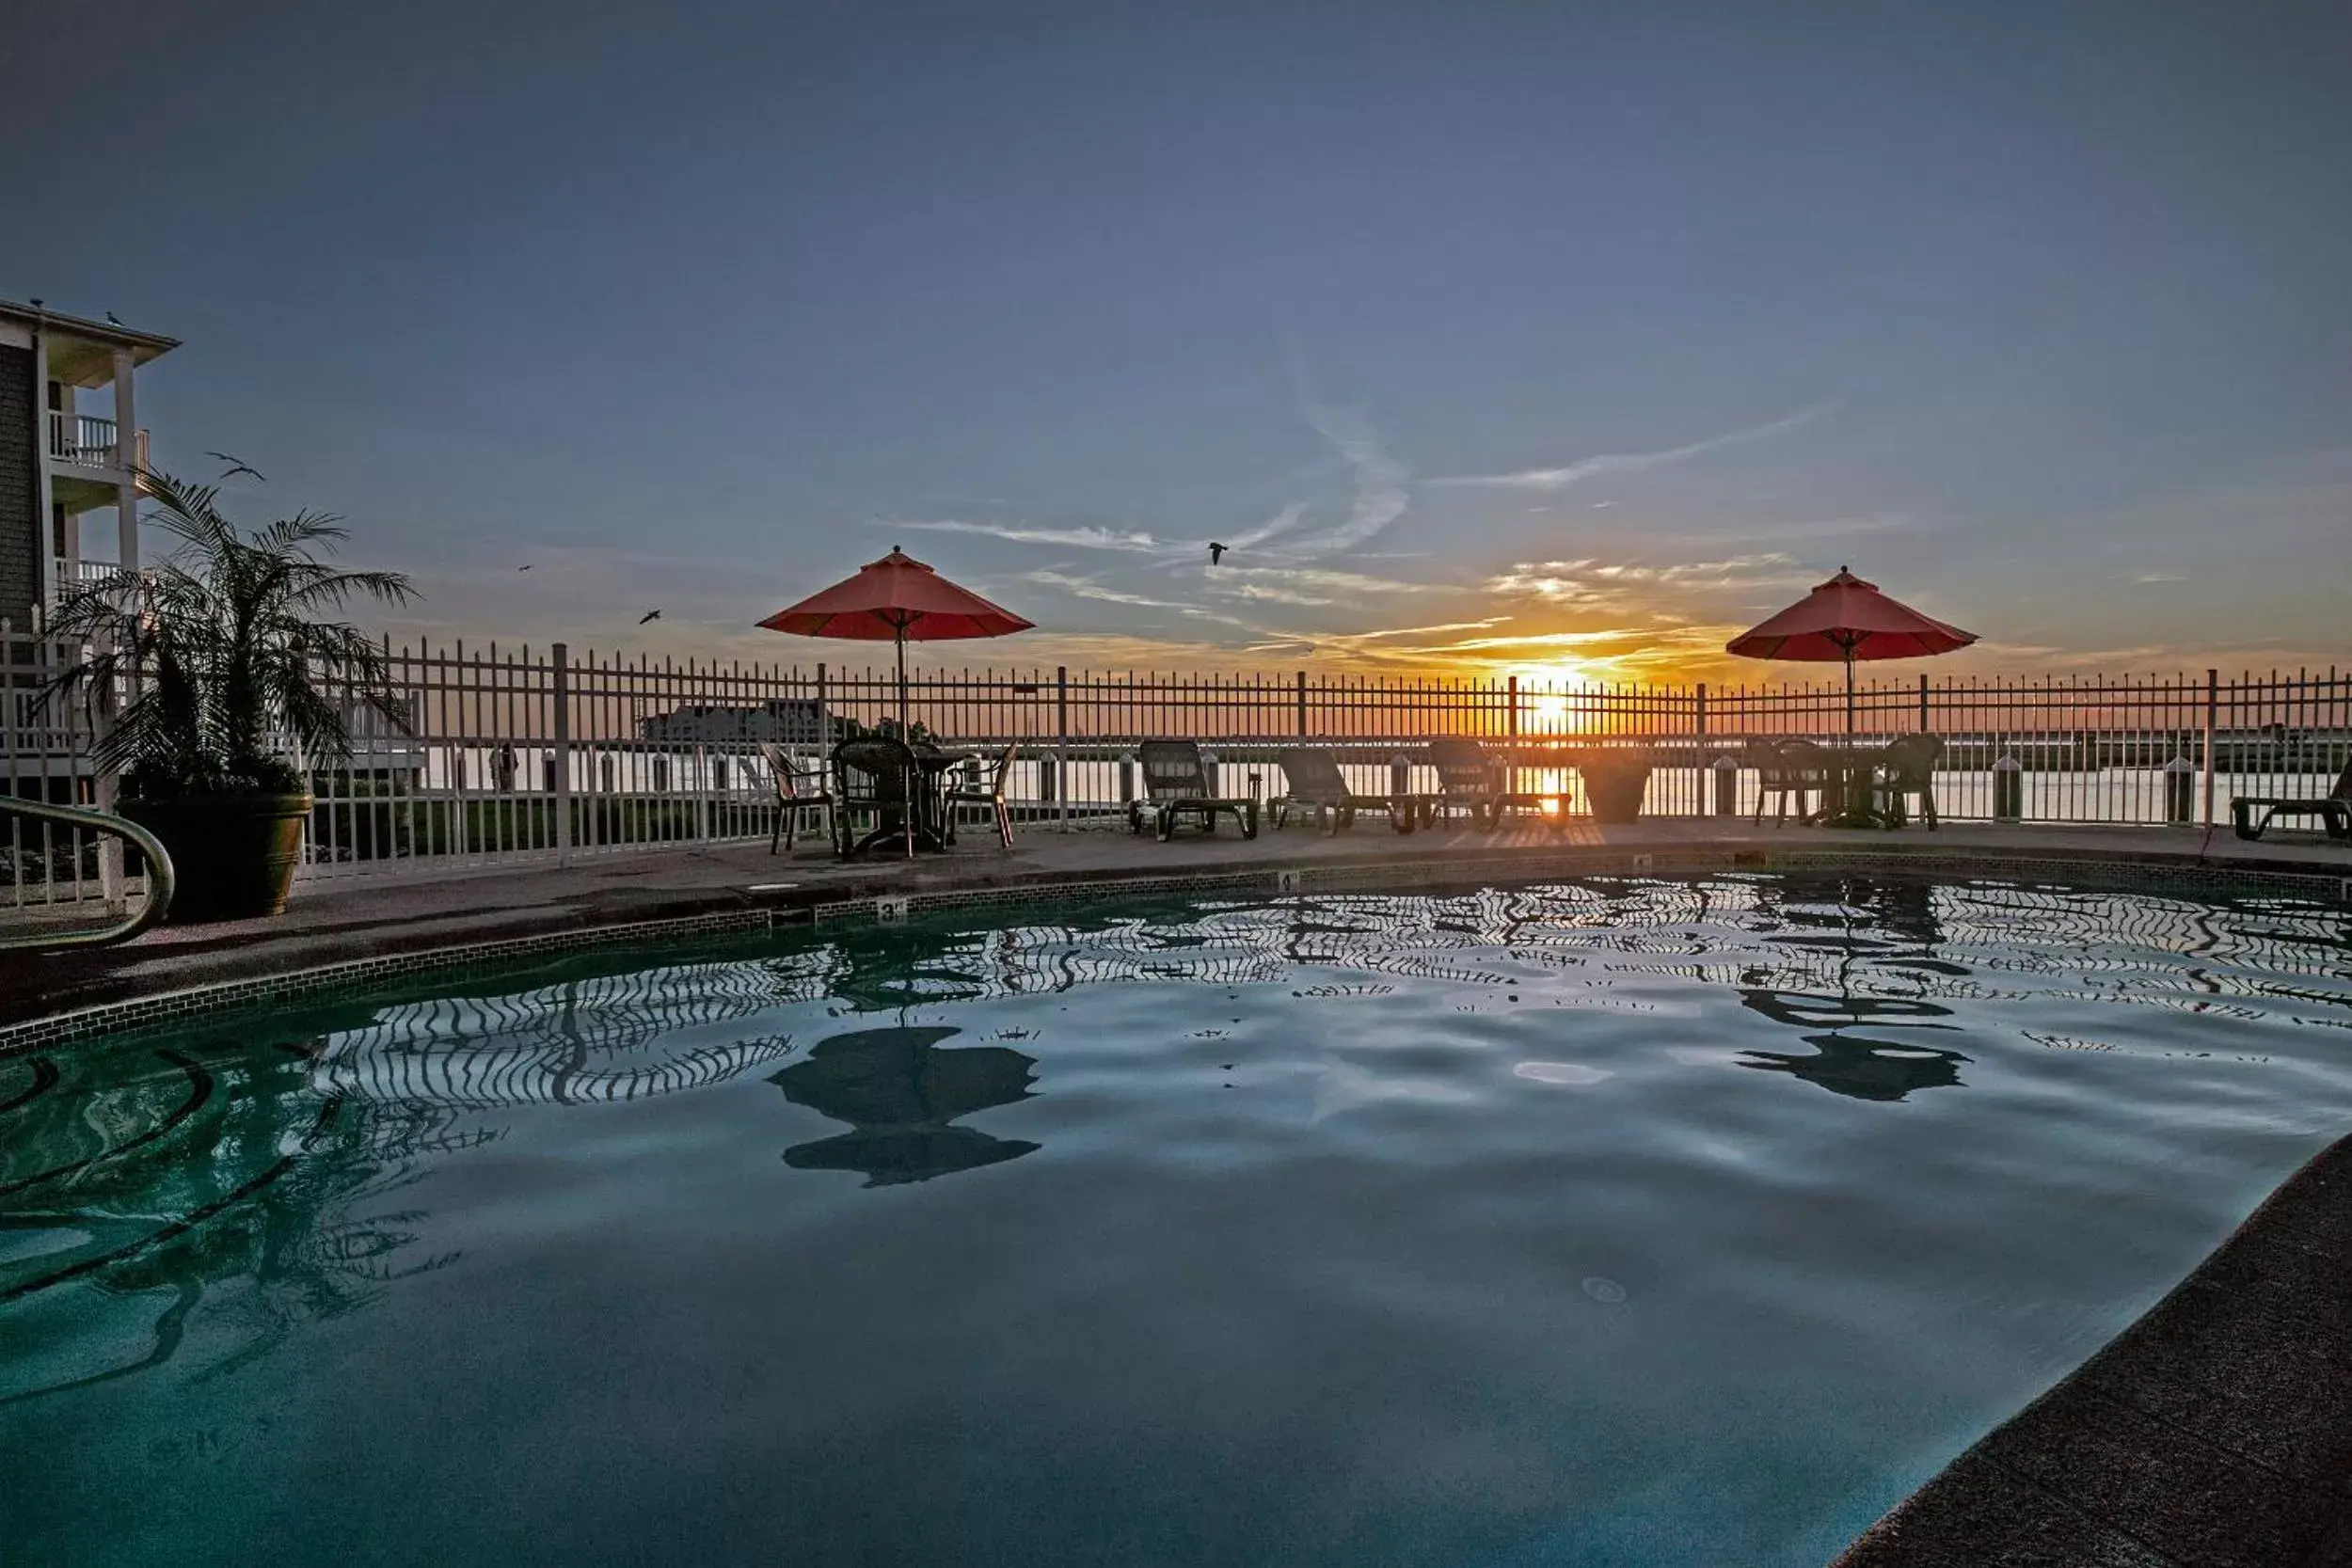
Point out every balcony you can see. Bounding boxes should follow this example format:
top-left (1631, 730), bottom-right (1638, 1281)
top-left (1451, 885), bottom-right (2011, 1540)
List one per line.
top-left (53, 558), bottom-right (123, 593)
top-left (45, 413), bottom-right (146, 474)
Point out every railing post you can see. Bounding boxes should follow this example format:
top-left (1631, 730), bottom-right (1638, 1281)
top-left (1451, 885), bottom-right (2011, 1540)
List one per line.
top-left (1506, 674), bottom-right (1519, 739)
top-left (1918, 672), bottom-right (1930, 733)
top-left (2201, 667), bottom-right (2217, 830)
top-left (1057, 666), bottom-right (1070, 833)
top-left (1295, 669), bottom-right (1309, 738)
top-left (551, 641), bottom-right (572, 864)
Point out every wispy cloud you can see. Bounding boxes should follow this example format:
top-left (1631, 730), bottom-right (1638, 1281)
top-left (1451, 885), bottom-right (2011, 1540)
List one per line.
top-left (1220, 501), bottom-right (1308, 552)
top-left (1662, 512), bottom-right (1913, 546)
top-left (2134, 572), bottom-right (2188, 585)
top-left (1486, 553), bottom-right (1806, 609)
top-left (898, 519), bottom-right (1162, 552)
top-left (1428, 403), bottom-right (1833, 493)
top-left (1020, 569), bottom-right (1186, 609)
top-left (1201, 565), bottom-right (1439, 607)
top-left (1270, 401), bottom-right (1411, 559)
top-left (1242, 618), bottom-right (1511, 658)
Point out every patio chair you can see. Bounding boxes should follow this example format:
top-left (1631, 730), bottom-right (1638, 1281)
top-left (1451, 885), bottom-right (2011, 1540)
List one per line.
top-left (942, 742), bottom-right (1020, 850)
top-left (1872, 733), bottom-right (1945, 829)
top-left (1427, 737), bottom-right (1503, 829)
top-left (1271, 748), bottom-right (1419, 834)
top-left (2232, 758), bottom-right (2352, 842)
top-left (758, 742), bottom-right (835, 853)
top-left (832, 736), bottom-right (919, 859)
top-left (1750, 739), bottom-right (1830, 825)
top-left (1126, 739), bottom-right (1259, 842)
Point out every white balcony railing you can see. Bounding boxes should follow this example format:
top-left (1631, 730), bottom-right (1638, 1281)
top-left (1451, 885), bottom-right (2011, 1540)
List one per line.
top-left (52, 558), bottom-right (122, 593)
top-left (46, 410), bottom-right (119, 468)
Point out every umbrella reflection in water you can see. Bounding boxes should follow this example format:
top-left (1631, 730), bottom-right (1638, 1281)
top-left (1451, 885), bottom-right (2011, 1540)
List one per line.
top-left (1731, 879), bottom-right (1972, 1102)
top-left (772, 1025), bottom-right (1040, 1186)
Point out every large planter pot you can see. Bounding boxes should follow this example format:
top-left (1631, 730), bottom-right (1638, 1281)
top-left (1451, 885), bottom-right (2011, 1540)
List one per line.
top-left (1580, 755), bottom-right (1654, 825)
top-left (121, 794), bottom-right (311, 922)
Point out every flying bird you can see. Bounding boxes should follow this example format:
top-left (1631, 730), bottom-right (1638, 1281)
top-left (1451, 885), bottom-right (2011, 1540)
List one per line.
top-left (516, 563), bottom-right (533, 571)
top-left (1207, 542), bottom-right (1228, 565)
top-left (204, 451), bottom-right (266, 483)
top-left (638, 610), bottom-right (661, 625)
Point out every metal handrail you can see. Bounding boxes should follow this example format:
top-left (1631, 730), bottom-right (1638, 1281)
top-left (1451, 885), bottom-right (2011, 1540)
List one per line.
top-left (0, 798), bottom-right (174, 950)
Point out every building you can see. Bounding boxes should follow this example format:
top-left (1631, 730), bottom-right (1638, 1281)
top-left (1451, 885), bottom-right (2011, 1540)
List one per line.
top-left (636, 698), bottom-right (837, 745)
top-left (0, 297), bottom-right (179, 631)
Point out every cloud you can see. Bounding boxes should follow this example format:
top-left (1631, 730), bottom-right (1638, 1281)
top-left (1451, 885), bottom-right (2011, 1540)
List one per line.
top-left (1486, 553), bottom-right (1806, 609)
top-left (1201, 565), bottom-right (1440, 605)
top-left (1428, 403), bottom-right (1833, 492)
top-left (1019, 569), bottom-right (1186, 609)
top-left (2135, 572), bottom-right (2188, 585)
top-left (1662, 512), bottom-right (1914, 546)
top-left (1219, 501), bottom-right (1308, 552)
top-left (1270, 401), bottom-right (1411, 558)
top-left (898, 519), bottom-right (1162, 551)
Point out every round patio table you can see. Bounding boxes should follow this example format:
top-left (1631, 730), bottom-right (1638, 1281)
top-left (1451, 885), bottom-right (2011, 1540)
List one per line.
top-left (1814, 743), bottom-right (1892, 828)
top-left (840, 743), bottom-right (975, 856)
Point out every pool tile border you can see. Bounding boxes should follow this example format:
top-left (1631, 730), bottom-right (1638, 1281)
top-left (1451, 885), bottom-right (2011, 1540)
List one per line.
top-left (0, 908), bottom-right (774, 1056)
top-left (5, 841), bottom-right (2344, 1056)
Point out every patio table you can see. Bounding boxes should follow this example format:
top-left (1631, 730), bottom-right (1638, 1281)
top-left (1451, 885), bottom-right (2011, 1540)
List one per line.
top-left (842, 745), bottom-right (976, 856)
top-left (1814, 743), bottom-right (1893, 828)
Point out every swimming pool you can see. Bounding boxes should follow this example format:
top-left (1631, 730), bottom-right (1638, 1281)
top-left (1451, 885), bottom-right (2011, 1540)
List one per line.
top-left (5, 872), bottom-right (2348, 1565)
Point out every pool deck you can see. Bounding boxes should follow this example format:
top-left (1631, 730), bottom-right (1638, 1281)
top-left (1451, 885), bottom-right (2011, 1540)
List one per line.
top-left (1832, 1132), bottom-right (2352, 1568)
top-left (3, 816), bottom-right (2350, 1567)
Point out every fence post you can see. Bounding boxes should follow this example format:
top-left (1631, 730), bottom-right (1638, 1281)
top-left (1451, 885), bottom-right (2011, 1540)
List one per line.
top-left (1057, 666), bottom-right (1070, 833)
top-left (1917, 672), bottom-right (1930, 733)
top-left (551, 641), bottom-right (572, 864)
top-left (2201, 667), bottom-right (2217, 829)
top-left (1506, 674), bottom-right (1519, 739)
top-left (1295, 670), bottom-right (1309, 738)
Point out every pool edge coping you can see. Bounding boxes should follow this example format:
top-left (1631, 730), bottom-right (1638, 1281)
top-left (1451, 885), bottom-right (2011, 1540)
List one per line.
top-left (5, 835), bottom-right (2346, 1056)
top-left (1829, 1132), bottom-right (2352, 1567)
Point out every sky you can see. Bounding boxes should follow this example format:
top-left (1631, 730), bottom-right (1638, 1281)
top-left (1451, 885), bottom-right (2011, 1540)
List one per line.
top-left (5, 1), bottom-right (2347, 684)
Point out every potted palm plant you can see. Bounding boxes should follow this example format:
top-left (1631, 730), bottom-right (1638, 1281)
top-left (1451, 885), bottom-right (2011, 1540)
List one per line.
top-left (46, 473), bottom-right (415, 921)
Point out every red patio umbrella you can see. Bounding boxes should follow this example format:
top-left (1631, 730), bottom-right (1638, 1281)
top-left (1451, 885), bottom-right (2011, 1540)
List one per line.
top-left (1725, 566), bottom-right (1977, 738)
top-left (757, 546), bottom-right (1034, 730)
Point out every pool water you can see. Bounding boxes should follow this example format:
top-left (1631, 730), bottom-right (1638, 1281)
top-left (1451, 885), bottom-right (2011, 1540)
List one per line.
top-left (4, 873), bottom-right (2349, 1566)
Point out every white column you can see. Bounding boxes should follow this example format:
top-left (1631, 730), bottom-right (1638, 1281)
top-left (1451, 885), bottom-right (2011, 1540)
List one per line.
top-left (31, 329), bottom-right (55, 616)
top-left (112, 348), bottom-right (137, 568)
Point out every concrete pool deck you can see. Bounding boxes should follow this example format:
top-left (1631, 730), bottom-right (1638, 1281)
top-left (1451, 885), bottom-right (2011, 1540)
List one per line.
top-left (3, 815), bottom-right (2350, 1566)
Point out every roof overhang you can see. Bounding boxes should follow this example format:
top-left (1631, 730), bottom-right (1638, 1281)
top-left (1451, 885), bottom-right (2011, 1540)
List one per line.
top-left (0, 298), bottom-right (179, 387)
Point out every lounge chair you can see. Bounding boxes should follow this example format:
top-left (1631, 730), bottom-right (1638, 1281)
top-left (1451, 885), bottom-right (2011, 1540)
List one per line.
top-left (2232, 759), bottom-right (2352, 842)
top-left (1427, 737), bottom-right (1504, 828)
top-left (1127, 739), bottom-right (1260, 841)
top-left (1750, 738), bottom-right (1830, 825)
top-left (942, 742), bottom-right (1019, 850)
top-left (1872, 734), bottom-right (1944, 829)
top-left (1271, 748), bottom-right (1420, 834)
top-left (758, 742), bottom-right (836, 853)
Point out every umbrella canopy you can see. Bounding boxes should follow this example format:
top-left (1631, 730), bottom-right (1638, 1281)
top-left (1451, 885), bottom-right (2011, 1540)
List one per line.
top-left (1726, 567), bottom-right (1977, 739)
top-left (758, 546), bottom-right (1032, 727)
top-left (1725, 566), bottom-right (1976, 664)
top-left (758, 546), bottom-right (1033, 642)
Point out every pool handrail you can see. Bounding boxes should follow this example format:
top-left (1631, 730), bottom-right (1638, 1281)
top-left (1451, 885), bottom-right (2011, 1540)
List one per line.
top-left (0, 796), bottom-right (175, 950)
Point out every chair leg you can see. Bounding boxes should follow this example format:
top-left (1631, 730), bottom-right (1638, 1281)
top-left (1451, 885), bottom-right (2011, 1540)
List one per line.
top-left (996, 798), bottom-right (1013, 849)
top-left (771, 808), bottom-right (783, 855)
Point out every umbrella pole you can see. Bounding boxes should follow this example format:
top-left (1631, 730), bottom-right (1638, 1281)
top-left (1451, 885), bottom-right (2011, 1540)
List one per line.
top-left (889, 620), bottom-right (908, 737)
top-left (1845, 648), bottom-right (1856, 741)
